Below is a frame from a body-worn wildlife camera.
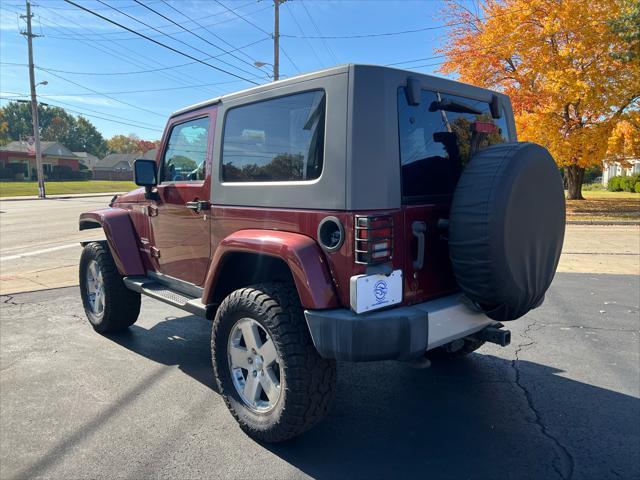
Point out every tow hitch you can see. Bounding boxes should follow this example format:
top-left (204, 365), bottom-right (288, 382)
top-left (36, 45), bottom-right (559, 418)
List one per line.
top-left (475, 324), bottom-right (511, 347)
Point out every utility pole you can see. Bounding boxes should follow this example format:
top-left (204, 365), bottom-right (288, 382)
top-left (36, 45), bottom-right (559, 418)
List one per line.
top-left (21, 1), bottom-right (45, 198)
top-left (273, 0), bottom-right (280, 81)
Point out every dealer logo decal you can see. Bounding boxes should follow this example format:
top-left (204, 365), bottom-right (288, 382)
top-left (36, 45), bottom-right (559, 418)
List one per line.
top-left (374, 280), bottom-right (388, 303)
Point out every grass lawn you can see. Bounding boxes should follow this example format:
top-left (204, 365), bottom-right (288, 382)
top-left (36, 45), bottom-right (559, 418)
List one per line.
top-left (567, 190), bottom-right (640, 222)
top-left (0, 180), bottom-right (137, 198)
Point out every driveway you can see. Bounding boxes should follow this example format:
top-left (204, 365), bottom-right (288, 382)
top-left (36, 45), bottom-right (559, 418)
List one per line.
top-left (1, 273), bottom-right (638, 479)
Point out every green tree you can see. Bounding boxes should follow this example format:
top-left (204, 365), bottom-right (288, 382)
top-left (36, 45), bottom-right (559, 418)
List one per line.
top-left (0, 110), bottom-right (9, 146)
top-left (610, 0), bottom-right (640, 61)
top-left (107, 134), bottom-right (142, 154)
top-left (73, 116), bottom-right (108, 158)
top-left (0, 101), bottom-right (107, 157)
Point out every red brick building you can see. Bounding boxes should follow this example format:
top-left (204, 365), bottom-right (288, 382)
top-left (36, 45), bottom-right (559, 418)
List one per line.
top-left (0, 141), bottom-right (80, 179)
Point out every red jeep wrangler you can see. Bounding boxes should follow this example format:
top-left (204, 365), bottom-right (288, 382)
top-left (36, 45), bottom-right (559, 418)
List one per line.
top-left (79, 65), bottom-right (565, 442)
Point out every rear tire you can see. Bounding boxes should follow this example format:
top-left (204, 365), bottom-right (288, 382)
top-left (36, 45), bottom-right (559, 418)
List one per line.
top-left (79, 242), bottom-right (141, 333)
top-left (212, 283), bottom-right (337, 442)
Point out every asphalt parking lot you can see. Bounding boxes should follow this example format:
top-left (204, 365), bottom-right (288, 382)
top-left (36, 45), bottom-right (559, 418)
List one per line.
top-left (1, 272), bottom-right (638, 479)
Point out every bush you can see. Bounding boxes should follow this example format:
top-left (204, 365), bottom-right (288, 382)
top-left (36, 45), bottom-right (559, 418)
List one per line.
top-left (8, 162), bottom-right (28, 176)
top-left (51, 165), bottom-right (73, 180)
top-left (0, 167), bottom-right (13, 179)
top-left (608, 176), bottom-right (623, 191)
top-left (608, 174), bottom-right (640, 192)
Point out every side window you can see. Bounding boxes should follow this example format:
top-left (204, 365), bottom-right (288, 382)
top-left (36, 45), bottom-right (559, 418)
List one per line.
top-left (161, 116), bottom-right (210, 183)
top-left (221, 90), bottom-right (325, 182)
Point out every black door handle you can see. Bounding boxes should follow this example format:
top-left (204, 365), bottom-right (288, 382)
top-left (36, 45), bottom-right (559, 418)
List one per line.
top-left (412, 221), bottom-right (427, 270)
top-left (186, 200), bottom-right (210, 212)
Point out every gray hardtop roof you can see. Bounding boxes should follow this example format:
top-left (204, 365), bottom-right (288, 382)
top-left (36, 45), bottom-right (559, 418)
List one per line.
top-left (170, 64), bottom-right (505, 118)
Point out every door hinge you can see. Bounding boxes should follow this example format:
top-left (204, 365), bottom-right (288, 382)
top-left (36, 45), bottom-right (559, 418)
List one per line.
top-left (146, 205), bottom-right (159, 217)
top-left (150, 246), bottom-right (161, 259)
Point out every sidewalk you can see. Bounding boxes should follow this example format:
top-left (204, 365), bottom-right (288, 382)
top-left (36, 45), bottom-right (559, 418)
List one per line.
top-left (0, 191), bottom-right (123, 201)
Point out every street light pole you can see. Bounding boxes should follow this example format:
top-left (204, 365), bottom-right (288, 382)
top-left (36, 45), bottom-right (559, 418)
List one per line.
top-left (21, 0), bottom-right (45, 198)
top-left (273, 0), bottom-right (280, 81)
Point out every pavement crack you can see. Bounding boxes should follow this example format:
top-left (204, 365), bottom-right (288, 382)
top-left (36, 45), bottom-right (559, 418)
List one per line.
top-left (2, 295), bottom-right (17, 305)
top-left (511, 321), bottom-right (575, 480)
top-left (540, 323), bottom-right (639, 333)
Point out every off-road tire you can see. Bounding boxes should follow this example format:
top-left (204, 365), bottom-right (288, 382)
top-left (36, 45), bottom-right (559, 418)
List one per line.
top-left (428, 337), bottom-right (486, 360)
top-left (212, 283), bottom-right (337, 442)
top-left (79, 242), bottom-right (141, 333)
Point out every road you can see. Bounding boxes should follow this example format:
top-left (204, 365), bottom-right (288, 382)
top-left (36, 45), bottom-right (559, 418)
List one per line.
top-left (0, 273), bottom-right (638, 479)
top-left (1, 196), bottom-right (639, 295)
top-left (0, 197), bottom-right (107, 294)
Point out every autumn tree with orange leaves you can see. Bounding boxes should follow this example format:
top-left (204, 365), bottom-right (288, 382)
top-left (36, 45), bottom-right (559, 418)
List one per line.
top-left (438, 0), bottom-right (640, 199)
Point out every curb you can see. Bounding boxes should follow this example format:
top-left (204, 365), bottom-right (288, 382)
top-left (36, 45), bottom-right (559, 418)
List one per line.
top-left (567, 220), bottom-right (640, 226)
top-left (0, 192), bottom-right (123, 202)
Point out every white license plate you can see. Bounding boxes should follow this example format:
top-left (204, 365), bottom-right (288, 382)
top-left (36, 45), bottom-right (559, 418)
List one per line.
top-left (350, 270), bottom-right (403, 314)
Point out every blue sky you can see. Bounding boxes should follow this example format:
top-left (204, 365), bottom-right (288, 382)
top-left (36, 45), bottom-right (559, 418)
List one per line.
top-left (0, 0), bottom-right (470, 141)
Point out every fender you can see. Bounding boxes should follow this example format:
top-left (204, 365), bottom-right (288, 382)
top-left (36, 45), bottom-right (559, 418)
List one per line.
top-left (203, 229), bottom-right (339, 310)
top-left (79, 208), bottom-right (145, 276)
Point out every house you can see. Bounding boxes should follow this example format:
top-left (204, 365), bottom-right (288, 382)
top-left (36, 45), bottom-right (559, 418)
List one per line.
top-left (93, 149), bottom-right (157, 181)
top-left (73, 151), bottom-right (100, 171)
top-left (602, 157), bottom-right (640, 185)
top-left (0, 141), bottom-right (80, 179)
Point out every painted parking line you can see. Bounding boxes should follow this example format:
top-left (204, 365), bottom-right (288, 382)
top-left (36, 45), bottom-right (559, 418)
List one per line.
top-left (0, 243), bottom-right (80, 262)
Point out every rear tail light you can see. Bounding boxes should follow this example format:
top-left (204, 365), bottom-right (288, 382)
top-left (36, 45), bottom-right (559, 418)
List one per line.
top-left (355, 215), bottom-right (394, 264)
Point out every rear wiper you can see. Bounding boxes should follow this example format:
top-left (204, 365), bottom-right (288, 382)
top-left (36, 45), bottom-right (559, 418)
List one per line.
top-left (429, 99), bottom-right (482, 115)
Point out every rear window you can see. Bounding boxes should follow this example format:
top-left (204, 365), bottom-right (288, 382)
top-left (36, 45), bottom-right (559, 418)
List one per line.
top-left (222, 90), bottom-right (326, 182)
top-left (398, 88), bottom-right (510, 202)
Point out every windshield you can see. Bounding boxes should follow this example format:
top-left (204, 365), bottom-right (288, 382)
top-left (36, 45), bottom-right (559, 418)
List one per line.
top-left (397, 87), bottom-right (510, 202)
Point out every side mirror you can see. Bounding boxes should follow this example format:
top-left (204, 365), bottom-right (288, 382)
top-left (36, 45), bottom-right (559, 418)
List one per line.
top-left (134, 159), bottom-right (158, 198)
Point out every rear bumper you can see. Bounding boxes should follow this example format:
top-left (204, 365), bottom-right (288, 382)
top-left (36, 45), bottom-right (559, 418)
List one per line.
top-left (304, 294), bottom-right (497, 362)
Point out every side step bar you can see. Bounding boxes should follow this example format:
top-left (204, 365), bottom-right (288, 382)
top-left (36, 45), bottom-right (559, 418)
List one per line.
top-left (123, 276), bottom-right (211, 319)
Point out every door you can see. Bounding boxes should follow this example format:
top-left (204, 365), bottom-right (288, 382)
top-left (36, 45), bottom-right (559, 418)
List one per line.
top-left (397, 87), bottom-right (511, 304)
top-left (148, 112), bottom-right (215, 286)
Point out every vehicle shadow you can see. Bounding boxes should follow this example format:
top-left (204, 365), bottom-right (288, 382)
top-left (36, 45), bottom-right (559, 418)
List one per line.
top-left (104, 315), bottom-right (640, 479)
top-left (105, 314), bottom-right (218, 393)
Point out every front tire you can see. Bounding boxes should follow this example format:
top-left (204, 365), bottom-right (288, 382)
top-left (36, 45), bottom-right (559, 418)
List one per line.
top-left (212, 283), bottom-right (337, 442)
top-left (79, 242), bottom-right (141, 333)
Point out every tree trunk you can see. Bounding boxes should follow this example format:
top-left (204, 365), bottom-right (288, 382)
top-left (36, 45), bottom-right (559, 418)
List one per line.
top-left (565, 164), bottom-right (585, 200)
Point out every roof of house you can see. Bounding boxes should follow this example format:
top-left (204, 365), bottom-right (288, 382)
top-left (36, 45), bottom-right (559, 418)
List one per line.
top-left (94, 149), bottom-right (158, 170)
top-left (94, 153), bottom-right (140, 170)
top-left (0, 141), bottom-right (77, 158)
top-left (73, 151), bottom-right (99, 162)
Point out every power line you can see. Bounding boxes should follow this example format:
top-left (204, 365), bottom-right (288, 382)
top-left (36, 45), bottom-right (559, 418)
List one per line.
top-left (40, 69), bottom-right (168, 118)
top-left (0, 37), bottom-right (270, 77)
top-left (213, 0), bottom-right (300, 74)
top-left (95, 0), bottom-right (261, 80)
top-left (385, 55), bottom-right (446, 66)
top-left (35, 5), bottom-right (223, 96)
top-left (28, 1), bottom-right (164, 12)
top-left (62, 0), bottom-right (260, 85)
top-left (285, 2), bottom-right (324, 69)
top-left (158, 0), bottom-right (265, 72)
top-left (11, 76), bottom-right (249, 96)
top-left (1, 91), bottom-right (163, 129)
top-left (31, 0), bottom-right (263, 39)
top-left (213, 0), bottom-right (270, 35)
top-left (0, 95), bottom-right (164, 132)
top-left (299, 0), bottom-right (338, 64)
top-left (280, 8), bottom-right (529, 39)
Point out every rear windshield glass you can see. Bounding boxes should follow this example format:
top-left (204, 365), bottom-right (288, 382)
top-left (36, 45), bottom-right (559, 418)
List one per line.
top-left (397, 88), bottom-right (510, 202)
top-left (222, 90), bottom-right (325, 182)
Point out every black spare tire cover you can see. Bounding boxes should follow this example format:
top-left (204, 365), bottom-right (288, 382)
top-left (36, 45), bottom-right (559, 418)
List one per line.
top-left (449, 142), bottom-right (565, 321)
